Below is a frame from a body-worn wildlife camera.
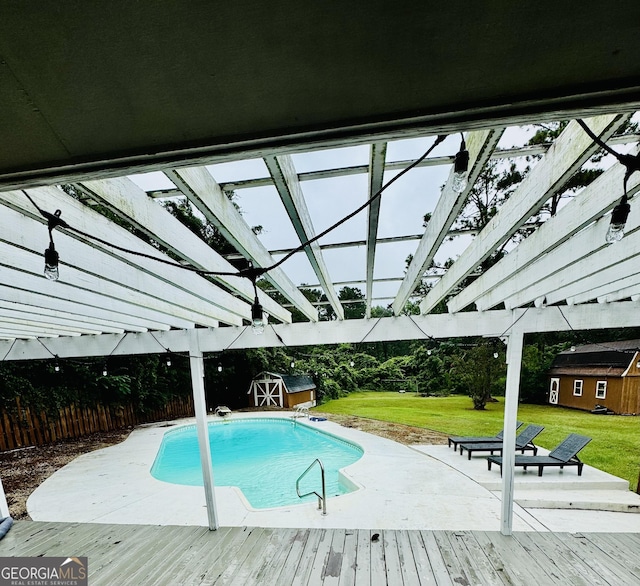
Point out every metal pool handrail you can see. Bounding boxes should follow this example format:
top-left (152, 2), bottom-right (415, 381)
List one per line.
top-left (296, 458), bottom-right (327, 515)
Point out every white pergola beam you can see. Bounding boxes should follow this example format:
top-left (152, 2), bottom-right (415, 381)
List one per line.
top-left (77, 178), bottom-right (291, 323)
top-left (0, 207), bottom-right (238, 327)
top-left (600, 284), bottom-right (640, 304)
top-left (0, 235), bottom-right (222, 330)
top-left (0, 314), bottom-right (99, 336)
top-left (4, 303), bottom-right (640, 361)
top-left (207, 133), bottom-right (640, 193)
top-left (394, 129), bottom-right (502, 314)
top-left (0, 301), bottom-right (126, 334)
top-left (501, 190), bottom-right (640, 311)
top-left (166, 166), bottom-right (318, 322)
top-left (420, 114), bottom-right (629, 314)
top-left (264, 155), bottom-right (344, 320)
top-left (563, 258), bottom-right (640, 306)
top-left (0, 262), bottom-right (194, 328)
top-left (458, 152), bottom-right (640, 312)
top-left (0, 186), bottom-right (248, 325)
top-left (365, 142), bottom-right (387, 318)
top-left (0, 286), bottom-right (167, 332)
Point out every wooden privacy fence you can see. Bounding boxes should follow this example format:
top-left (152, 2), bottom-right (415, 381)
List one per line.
top-left (0, 395), bottom-right (195, 451)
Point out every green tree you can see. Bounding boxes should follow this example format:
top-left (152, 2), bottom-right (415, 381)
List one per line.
top-left (451, 342), bottom-right (506, 409)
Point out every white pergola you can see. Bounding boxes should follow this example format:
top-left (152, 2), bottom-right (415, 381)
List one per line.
top-left (1, 3), bottom-right (640, 534)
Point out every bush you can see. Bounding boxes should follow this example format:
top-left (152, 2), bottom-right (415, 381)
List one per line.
top-left (318, 379), bottom-right (344, 402)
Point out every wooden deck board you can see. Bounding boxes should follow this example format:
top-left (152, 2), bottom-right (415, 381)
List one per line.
top-left (585, 533), bottom-right (640, 580)
top-left (291, 528), bottom-right (324, 586)
top-left (369, 530), bottom-right (386, 586)
top-left (395, 530), bottom-right (421, 586)
top-left (449, 531), bottom-right (508, 586)
top-left (419, 531), bottom-right (455, 586)
top-left (354, 529), bottom-right (372, 586)
top-left (274, 528), bottom-right (312, 585)
top-left (0, 522), bottom-right (638, 585)
top-left (566, 533), bottom-right (640, 585)
top-left (512, 532), bottom-right (605, 585)
top-left (338, 530), bottom-right (358, 586)
top-left (473, 530), bottom-right (554, 586)
top-left (431, 531), bottom-right (474, 586)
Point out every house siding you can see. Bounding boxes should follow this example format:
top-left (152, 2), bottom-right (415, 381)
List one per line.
top-left (554, 375), bottom-right (624, 412)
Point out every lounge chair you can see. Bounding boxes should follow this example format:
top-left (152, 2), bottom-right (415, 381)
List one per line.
top-left (487, 433), bottom-right (592, 476)
top-left (458, 424), bottom-right (544, 459)
top-left (214, 405), bottom-right (232, 417)
top-left (447, 421), bottom-right (523, 450)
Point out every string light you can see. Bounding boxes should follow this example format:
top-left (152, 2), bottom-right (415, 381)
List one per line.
top-left (451, 135), bottom-right (470, 193)
top-left (251, 297), bottom-right (265, 335)
top-left (44, 242), bottom-right (59, 280)
top-left (606, 196), bottom-right (630, 243)
top-left (576, 119), bottom-right (640, 244)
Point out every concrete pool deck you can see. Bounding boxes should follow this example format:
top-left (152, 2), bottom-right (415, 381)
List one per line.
top-left (27, 412), bottom-right (640, 533)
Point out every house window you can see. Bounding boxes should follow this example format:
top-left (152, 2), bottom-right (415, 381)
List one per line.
top-left (595, 380), bottom-right (607, 399)
top-left (573, 380), bottom-right (583, 396)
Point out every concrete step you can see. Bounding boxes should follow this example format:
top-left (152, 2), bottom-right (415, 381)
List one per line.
top-left (500, 489), bottom-right (640, 514)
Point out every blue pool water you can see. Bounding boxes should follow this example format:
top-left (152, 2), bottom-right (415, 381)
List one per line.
top-left (150, 418), bottom-right (363, 508)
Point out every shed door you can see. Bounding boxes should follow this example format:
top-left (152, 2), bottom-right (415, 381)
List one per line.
top-left (549, 378), bottom-right (559, 405)
top-left (253, 380), bottom-right (284, 407)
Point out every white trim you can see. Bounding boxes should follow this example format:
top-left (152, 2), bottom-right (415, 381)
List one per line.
top-left (573, 379), bottom-right (583, 397)
top-left (596, 380), bottom-right (608, 399)
top-left (621, 351), bottom-right (638, 377)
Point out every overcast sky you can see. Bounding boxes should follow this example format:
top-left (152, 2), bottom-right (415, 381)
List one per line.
top-left (128, 117), bottom-right (637, 308)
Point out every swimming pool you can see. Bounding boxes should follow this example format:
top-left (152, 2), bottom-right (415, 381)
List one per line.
top-left (150, 417), bottom-right (363, 509)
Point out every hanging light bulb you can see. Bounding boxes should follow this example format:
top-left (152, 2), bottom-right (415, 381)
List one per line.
top-left (493, 352), bottom-right (499, 359)
top-left (605, 196), bottom-right (630, 243)
top-left (102, 363), bottom-right (108, 376)
top-left (217, 363), bottom-right (223, 373)
top-left (165, 353), bottom-right (172, 367)
top-left (349, 360), bottom-right (355, 367)
top-left (427, 349), bottom-right (432, 356)
top-left (251, 297), bottom-right (265, 335)
top-left (54, 358), bottom-right (60, 373)
top-left (290, 360), bottom-right (295, 369)
top-left (451, 138), bottom-right (469, 194)
top-left (44, 242), bottom-right (60, 280)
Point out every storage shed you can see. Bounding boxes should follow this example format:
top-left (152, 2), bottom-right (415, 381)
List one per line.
top-left (548, 340), bottom-right (640, 415)
top-left (247, 372), bottom-right (317, 409)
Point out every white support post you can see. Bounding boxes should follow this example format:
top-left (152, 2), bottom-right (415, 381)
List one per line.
top-left (189, 329), bottom-right (219, 530)
top-left (0, 476), bottom-right (10, 518)
top-left (500, 328), bottom-right (524, 536)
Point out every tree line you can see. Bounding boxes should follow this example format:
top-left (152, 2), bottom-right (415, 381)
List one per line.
top-left (3, 329), bottom-right (632, 418)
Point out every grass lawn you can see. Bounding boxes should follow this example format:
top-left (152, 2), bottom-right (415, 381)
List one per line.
top-left (317, 391), bottom-right (640, 491)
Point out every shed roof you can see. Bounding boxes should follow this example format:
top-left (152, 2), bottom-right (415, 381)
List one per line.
top-left (549, 365), bottom-right (627, 378)
top-left (250, 372), bottom-right (315, 394)
top-left (550, 340), bottom-right (640, 373)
